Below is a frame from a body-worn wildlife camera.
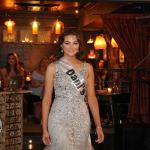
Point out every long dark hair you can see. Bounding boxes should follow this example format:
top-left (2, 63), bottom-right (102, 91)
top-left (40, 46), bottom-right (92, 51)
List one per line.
top-left (6, 52), bottom-right (20, 75)
top-left (55, 30), bottom-right (83, 60)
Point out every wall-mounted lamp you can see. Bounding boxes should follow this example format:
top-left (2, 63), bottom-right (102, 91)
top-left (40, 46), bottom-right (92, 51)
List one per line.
top-left (94, 35), bottom-right (106, 50)
top-left (52, 19), bottom-right (64, 35)
top-left (4, 19), bottom-right (16, 34)
top-left (111, 37), bottom-right (118, 48)
top-left (31, 19), bottom-right (40, 35)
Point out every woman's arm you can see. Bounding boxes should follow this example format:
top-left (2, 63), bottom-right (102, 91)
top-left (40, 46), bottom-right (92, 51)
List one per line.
top-left (42, 63), bottom-right (55, 145)
top-left (86, 63), bottom-right (104, 143)
top-left (0, 67), bottom-right (8, 89)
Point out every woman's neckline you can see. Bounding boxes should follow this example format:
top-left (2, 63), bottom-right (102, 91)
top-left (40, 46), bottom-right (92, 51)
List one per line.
top-left (61, 57), bottom-right (84, 73)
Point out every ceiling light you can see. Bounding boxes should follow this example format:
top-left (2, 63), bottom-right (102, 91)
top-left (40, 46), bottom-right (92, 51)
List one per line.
top-left (30, 6), bottom-right (41, 11)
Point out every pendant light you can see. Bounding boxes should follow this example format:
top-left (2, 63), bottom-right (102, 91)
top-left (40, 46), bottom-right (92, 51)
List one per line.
top-left (94, 35), bottom-right (106, 50)
top-left (52, 19), bottom-right (64, 35)
top-left (4, 19), bottom-right (15, 34)
top-left (31, 19), bottom-right (40, 35)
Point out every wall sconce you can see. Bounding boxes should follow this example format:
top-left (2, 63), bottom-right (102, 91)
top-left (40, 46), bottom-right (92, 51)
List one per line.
top-left (88, 50), bottom-right (96, 59)
top-left (94, 35), bottom-right (107, 50)
top-left (4, 19), bottom-right (16, 34)
top-left (52, 19), bottom-right (64, 35)
top-left (111, 37), bottom-right (118, 48)
top-left (31, 19), bottom-right (40, 35)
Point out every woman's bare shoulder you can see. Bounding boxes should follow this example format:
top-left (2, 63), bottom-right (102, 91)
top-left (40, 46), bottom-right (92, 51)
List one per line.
top-left (85, 62), bottom-right (93, 71)
top-left (46, 62), bottom-right (56, 73)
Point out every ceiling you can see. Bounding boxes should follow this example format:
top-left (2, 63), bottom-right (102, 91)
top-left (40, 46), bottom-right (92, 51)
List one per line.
top-left (0, 0), bottom-right (85, 14)
top-left (1, 0), bottom-right (150, 14)
top-left (0, 0), bottom-right (150, 29)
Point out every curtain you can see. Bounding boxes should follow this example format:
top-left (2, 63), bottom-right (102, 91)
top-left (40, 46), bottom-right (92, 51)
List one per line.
top-left (101, 14), bottom-right (150, 124)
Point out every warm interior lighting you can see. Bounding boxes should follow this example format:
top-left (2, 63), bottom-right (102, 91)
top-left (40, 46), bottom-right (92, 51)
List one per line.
top-left (119, 49), bottom-right (125, 63)
top-left (75, 9), bottom-right (79, 14)
top-left (88, 50), bottom-right (96, 59)
top-left (111, 37), bottom-right (118, 48)
top-left (31, 19), bottom-right (40, 35)
top-left (30, 6), bottom-right (41, 12)
top-left (107, 88), bottom-right (112, 93)
top-left (53, 19), bottom-right (64, 35)
top-left (25, 72), bottom-right (32, 82)
top-left (87, 37), bottom-right (94, 44)
top-left (94, 35), bottom-right (106, 50)
top-left (5, 0), bottom-right (14, 8)
top-left (4, 19), bottom-right (15, 34)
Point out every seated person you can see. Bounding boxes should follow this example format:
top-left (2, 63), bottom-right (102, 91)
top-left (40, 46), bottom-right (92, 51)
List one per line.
top-left (26, 57), bottom-right (50, 122)
top-left (0, 52), bottom-right (24, 90)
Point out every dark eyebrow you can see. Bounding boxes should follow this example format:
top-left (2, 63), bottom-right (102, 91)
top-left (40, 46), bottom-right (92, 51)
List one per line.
top-left (64, 40), bottom-right (78, 43)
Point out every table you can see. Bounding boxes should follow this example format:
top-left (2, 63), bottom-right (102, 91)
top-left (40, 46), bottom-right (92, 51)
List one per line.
top-left (0, 90), bottom-right (31, 150)
top-left (96, 91), bottom-right (121, 128)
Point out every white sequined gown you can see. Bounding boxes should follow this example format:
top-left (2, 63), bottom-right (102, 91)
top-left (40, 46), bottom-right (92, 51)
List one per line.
top-left (44, 58), bottom-right (93, 150)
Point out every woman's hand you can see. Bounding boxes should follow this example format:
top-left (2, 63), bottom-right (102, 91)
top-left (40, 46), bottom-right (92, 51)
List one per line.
top-left (42, 130), bottom-right (51, 145)
top-left (95, 126), bottom-right (104, 144)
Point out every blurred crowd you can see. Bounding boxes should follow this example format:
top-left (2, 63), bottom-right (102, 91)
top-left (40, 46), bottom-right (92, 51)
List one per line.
top-left (0, 52), bottom-right (56, 123)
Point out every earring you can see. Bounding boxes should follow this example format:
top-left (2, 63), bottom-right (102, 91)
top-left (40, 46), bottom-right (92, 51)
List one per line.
top-left (61, 49), bottom-right (64, 53)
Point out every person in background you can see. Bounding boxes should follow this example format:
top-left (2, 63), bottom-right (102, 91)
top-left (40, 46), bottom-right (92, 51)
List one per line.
top-left (26, 56), bottom-right (50, 122)
top-left (95, 59), bottom-right (109, 90)
top-left (0, 52), bottom-right (25, 90)
top-left (42, 31), bottom-right (104, 149)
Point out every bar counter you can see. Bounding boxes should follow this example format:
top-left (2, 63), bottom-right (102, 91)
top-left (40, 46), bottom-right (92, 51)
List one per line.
top-left (0, 90), bottom-right (31, 150)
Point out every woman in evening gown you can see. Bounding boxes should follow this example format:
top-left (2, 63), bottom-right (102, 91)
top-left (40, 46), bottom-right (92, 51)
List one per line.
top-left (42, 31), bottom-right (104, 150)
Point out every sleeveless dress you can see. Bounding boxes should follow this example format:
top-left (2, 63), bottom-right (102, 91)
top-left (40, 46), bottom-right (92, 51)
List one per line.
top-left (44, 58), bottom-right (94, 150)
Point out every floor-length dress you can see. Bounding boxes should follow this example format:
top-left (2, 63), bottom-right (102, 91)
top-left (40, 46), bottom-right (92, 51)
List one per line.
top-left (44, 58), bottom-right (94, 150)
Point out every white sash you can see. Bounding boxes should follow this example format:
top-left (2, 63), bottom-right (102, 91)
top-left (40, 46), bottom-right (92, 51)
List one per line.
top-left (59, 58), bottom-right (86, 96)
